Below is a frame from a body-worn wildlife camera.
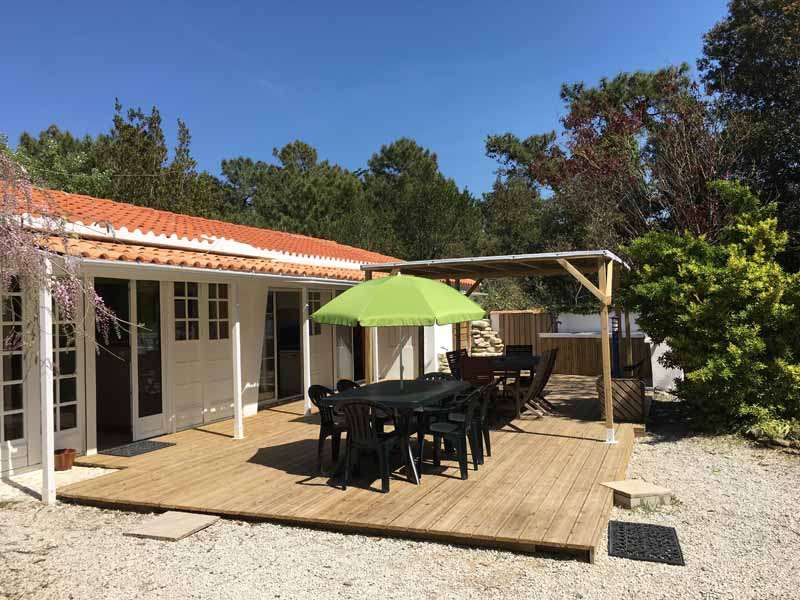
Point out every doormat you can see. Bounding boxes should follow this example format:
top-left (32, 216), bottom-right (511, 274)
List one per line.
top-left (100, 440), bottom-right (175, 457)
top-left (608, 521), bottom-right (685, 566)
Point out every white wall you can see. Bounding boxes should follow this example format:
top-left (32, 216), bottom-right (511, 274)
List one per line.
top-left (422, 324), bottom-right (452, 373)
top-left (556, 311), bottom-right (681, 391)
top-left (556, 312), bottom-right (643, 335)
top-left (376, 326), bottom-right (417, 380)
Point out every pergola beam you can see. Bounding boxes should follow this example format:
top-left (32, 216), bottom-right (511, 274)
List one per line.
top-left (464, 279), bottom-right (483, 297)
top-left (359, 250), bottom-right (627, 441)
top-left (557, 259), bottom-right (609, 305)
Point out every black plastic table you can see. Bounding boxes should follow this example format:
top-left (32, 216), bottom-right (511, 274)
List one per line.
top-left (490, 354), bottom-right (540, 372)
top-left (331, 379), bottom-right (471, 484)
top-left (334, 379), bottom-right (471, 410)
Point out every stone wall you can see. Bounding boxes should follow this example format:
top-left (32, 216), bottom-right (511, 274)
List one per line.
top-left (438, 319), bottom-right (506, 371)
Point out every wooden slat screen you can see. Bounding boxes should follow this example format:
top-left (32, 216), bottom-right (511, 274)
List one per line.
top-left (491, 309), bottom-right (556, 354)
top-left (538, 336), bottom-right (653, 385)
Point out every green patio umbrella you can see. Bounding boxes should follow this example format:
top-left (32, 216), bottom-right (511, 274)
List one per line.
top-left (312, 273), bottom-right (485, 381)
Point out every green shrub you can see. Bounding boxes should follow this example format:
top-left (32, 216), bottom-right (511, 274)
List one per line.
top-left (623, 181), bottom-right (800, 432)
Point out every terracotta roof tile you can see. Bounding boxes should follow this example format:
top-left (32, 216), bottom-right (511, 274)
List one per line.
top-left (25, 187), bottom-right (398, 265)
top-left (46, 237), bottom-right (366, 282)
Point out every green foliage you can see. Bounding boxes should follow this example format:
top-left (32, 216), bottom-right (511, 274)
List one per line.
top-left (699, 0), bottom-right (800, 268)
top-left (14, 102), bottom-right (224, 218)
top-left (247, 141), bottom-right (376, 249)
top-left (362, 138), bottom-right (482, 260)
top-left (623, 180), bottom-right (800, 431)
top-left (15, 125), bottom-right (112, 197)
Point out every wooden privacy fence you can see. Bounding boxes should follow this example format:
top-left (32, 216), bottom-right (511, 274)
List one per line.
top-left (538, 335), bottom-right (652, 384)
top-left (488, 309), bottom-right (652, 385)
top-left (490, 309), bottom-right (556, 353)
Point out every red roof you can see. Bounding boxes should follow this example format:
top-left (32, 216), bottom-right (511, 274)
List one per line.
top-left (45, 237), bottom-right (367, 281)
top-left (28, 187), bottom-right (398, 265)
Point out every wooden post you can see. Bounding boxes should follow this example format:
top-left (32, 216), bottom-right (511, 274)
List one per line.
top-left (231, 282), bottom-right (244, 439)
top-left (364, 271), bottom-right (374, 384)
top-left (598, 260), bottom-right (616, 443)
top-left (39, 259), bottom-right (55, 504)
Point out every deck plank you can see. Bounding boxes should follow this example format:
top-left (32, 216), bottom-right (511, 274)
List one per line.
top-left (59, 375), bottom-right (635, 560)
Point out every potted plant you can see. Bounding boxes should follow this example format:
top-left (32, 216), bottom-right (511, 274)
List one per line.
top-left (54, 448), bottom-right (76, 471)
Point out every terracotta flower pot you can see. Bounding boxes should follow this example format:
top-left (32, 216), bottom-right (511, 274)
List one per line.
top-left (54, 448), bottom-right (76, 471)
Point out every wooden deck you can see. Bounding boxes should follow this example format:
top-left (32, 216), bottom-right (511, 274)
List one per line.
top-left (61, 375), bottom-right (635, 561)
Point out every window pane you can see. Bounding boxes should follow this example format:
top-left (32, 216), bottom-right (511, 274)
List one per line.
top-left (8, 277), bottom-right (20, 293)
top-left (187, 282), bottom-right (198, 297)
top-left (3, 326), bottom-right (22, 351)
top-left (3, 411), bottom-right (23, 441)
top-left (218, 284), bottom-right (228, 299)
top-left (2, 296), bottom-right (22, 322)
top-left (208, 284), bottom-right (216, 299)
top-left (209, 322), bottom-right (218, 340)
top-left (59, 351), bottom-right (76, 375)
top-left (175, 322), bottom-right (186, 341)
top-left (174, 299), bottom-right (186, 319)
top-left (59, 404), bottom-right (77, 431)
top-left (209, 302), bottom-right (217, 319)
top-left (187, 321), bottom-right (199, 340)
top-left (218, 322), bottom-right (229, 339)
top-left (3, 383), bottom-right (23, 411)
top-left (187, 299), bottom-right (198, 319)
top-left (2, 354), bottom-right (22, 381)
top-left (218, 302), bottom-right (228, 319)
top-left (59, 324), bottom-right (75, 348)
top-left (137, 280), bottom-right (162, 419)
top-left (174, 282), bottom-right (185, 296)
top-left (59, 378), bottom-right (77, 405)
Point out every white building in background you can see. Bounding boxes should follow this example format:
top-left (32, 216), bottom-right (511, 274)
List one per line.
top-left (2, 187), bottom-right (446, 491)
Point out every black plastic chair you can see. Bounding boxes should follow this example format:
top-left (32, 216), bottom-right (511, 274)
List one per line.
top-left (336, 378), bottom-right (360, 393)
top-left (308, 385), bottom-right (346, 473)
top-left (447, 382), bottom-right (497, 465)
top-left (425, 388), bottom-right (483, 480)
top-left (339, 400), bottom-right (402, 493)
top-left (445, 349), bottom-right (467, 379)
top-left (416, 371), bottom-right (457, 382)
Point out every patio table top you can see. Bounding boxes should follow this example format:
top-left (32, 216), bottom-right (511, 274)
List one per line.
top-left (330, 379), bottom-right (471, 412)
top-left (490, 354), bottom-right (540, 372)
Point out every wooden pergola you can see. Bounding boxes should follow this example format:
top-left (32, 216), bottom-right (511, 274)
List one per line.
top-left (361, 250), bottom-right (629, 444)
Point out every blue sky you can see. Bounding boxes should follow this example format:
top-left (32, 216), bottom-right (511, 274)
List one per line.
top-left (3, 0), bottom-right (729, 196)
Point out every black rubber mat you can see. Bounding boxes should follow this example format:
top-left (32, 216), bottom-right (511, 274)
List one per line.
top-left (100, 440), bottom-right (175, 457)
top-left (608, 521), bottom-right (685, 566)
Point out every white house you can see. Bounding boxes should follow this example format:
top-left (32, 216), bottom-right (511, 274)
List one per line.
top-left (1, 187), bottom-right (449, 493)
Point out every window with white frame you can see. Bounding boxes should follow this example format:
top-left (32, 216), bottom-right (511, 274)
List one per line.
top-left (208, 283), bottom-right (229, 340)
top-left (0, 278), bottom-right (24, 443)
top-left (308, 292), bottom-right (321, 336)
top-left (174, 282), bottom-right (199, 341)
top-left (52, 303), bottom-right (78, 432)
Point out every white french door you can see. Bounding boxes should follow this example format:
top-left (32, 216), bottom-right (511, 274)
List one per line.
top-left (132, 280), bottom-right (167, 440)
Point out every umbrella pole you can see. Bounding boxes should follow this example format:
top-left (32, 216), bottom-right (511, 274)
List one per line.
top-left (399, 332), bottom-right (404, 390)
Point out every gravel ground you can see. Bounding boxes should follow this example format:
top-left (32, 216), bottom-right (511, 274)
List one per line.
top-left (2, 427), bottom-right (799, 600)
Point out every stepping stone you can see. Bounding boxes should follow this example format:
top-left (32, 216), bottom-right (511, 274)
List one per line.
top-left (601, 479), bottom-right (672, 509)
top-left (124, 511), bottom-right (219, 541)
